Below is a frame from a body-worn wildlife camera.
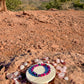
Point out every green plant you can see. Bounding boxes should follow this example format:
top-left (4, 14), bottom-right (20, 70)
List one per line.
top-left (45, 0), bottom-right (84, 10)
top-left (46, 0), bottom-right (61, 10)
top-left (6, 0), bottom-right (22, 11)
top-left (73, 1), bottom-right (84, 9)
top-left (38, 2), bottom-right (48, 10)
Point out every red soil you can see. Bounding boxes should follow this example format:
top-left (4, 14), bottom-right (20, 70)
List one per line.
top-left (0, 10), bottom-right (84, 84)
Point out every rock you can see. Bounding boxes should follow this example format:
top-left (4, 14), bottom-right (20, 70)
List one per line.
top-left (53, 63), bottom-right (57, 67)
top-left (60, 59), bottom-right (64, 63)
top-left (64, 77), bottom-right (69, 80)
top-left (6, 73), bottom-right (14, 79)
top-left (63, 66), bottom-right (67, 70)
top-left (20, 65), bottom-right (25, 70)
top-left (56, 66), bottom-right (62, 70)
top-left (56, 59), bottom-right (60, 64)
top-left (14, 71), bottom-right (19, 77)
top-left (34, 59), bottom-right (39, 63)
top-left (58, 72), bottom-right (65, 78)
top-left (14, 79), bottom-right (20, 84)
top-left (24, 62), bottom-right (28, 66)
top-left (37, 60), bottom-right (43, 64)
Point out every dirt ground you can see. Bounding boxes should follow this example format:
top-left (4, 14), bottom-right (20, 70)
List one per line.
top-left (0, 10), bottom-right (84, 84)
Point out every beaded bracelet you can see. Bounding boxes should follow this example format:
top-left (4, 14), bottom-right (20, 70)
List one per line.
top-left (30, 63), bottom-right (50, 77)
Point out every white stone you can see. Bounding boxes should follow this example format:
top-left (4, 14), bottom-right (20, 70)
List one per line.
top-left (14, 77), bottom-right (18, 80)
top-left (56, 66), bottom-right (62, 70)
top-left (54, 63), bottom-right (57, 67)
top-left (24, 62), bottom-right (28, 66)
top-left (20, 65), bottom-right (25, 70)
top-left (56, 59), bottom-right (60, 64)
top-left (14, 80), bottom-right (19, 84)
top-left (63, 66), bottom-right (67, 70)
top-left (37, 60), bottom-right (43, 64)
top-left (60, 59), bottom-right (64, 63)
top-left (14, 71), bottom-right (19, 76)
top-left (58, 72), bottom-right (65, 78)
top-left (34, 59), bottom-right (39, 63)
top-left (64, 77), bottom-right (69, 80)
top-left (6, 73), bottom-right (14, 79)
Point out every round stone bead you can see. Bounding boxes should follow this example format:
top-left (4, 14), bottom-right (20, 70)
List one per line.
top-left (64, 77), bottom-right (69, 80)
top-left (37, 60), bottom-right (43, 64)
top-left (24, 62), bottom-right (28, 66)
top-left (60, 59), bottom-right (64, 63)
top-left (20, 65), bottom-right (25, 70)
top-left (34, 59), bottom-right (39, 63)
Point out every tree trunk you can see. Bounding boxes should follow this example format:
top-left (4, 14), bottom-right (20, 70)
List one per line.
top-left (0, 0), bottom-right (7, 12)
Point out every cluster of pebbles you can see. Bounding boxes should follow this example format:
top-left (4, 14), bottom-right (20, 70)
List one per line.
top-left (34, 57), bottom-right (69, 80)
top-left (6, 57), bottom-right (69, 84)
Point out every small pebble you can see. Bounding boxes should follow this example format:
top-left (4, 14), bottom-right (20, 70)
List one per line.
top-left (37, 60), bottom-right (43, 64)
top-left (60, 59), bottom-right (64, 63)
top-left (56, 66), bottom-right (62, 70)
top-left (6, 73), bottom-right (14, 79)
top-left (20, 65), bottom-right (25, 70)
top-left (44, 57), bottom-right (49, 61)
top-left (24, 62), bottom-right (28, 66)
top-left (14, 80), bottom-right (19, 84)
top-left (54, 63), bottom-right (57, 67)
top-left (13, 77), bottom-right (18, 80)
top-left (63, 66), bottom-right (67, 70)
top-left (64, 77), bottom-right (69, 80)
top-left (14, 71), bottom-right (19, 77)
top-left (34, 59), bottom-right (39, 63)
top-left (56, 59), bottom-right (60, 64)
top-left (58, 72), bottom-right (65, 78)
top-left (47, 61), bottom-right (50, 64)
